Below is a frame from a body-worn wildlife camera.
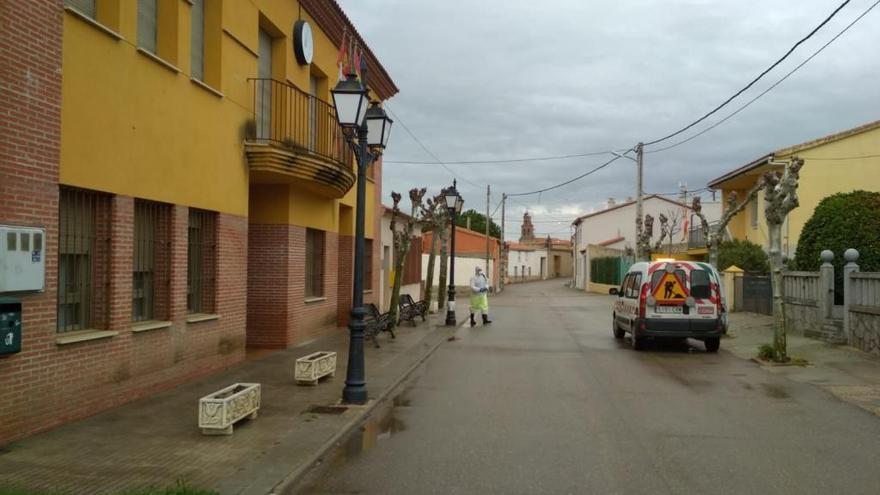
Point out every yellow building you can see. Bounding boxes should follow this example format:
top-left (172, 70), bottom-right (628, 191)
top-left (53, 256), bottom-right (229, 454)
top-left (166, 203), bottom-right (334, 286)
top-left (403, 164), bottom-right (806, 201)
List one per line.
top-left (708, 120), bottom-right (880, 258)
top-left (0, 0), bottom-right (397, 444)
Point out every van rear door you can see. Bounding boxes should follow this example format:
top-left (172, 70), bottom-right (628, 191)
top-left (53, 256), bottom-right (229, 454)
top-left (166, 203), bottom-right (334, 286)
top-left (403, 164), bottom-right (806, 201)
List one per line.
top-left (689, 268), bottom-right (718, 332)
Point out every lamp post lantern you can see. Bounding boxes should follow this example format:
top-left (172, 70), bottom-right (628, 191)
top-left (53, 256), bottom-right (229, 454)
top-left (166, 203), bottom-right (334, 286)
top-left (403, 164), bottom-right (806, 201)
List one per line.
top-left (441, 181), bottom-right (464, 326)
top-left (331, 66), bottom-right (392, 405)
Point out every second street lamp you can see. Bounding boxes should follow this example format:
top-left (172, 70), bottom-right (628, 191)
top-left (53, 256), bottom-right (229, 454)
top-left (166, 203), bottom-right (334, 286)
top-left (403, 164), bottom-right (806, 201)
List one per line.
top-left (442, 182), bottom-right (464, 326)
top-left (331, 66), bottom-right (392, 405)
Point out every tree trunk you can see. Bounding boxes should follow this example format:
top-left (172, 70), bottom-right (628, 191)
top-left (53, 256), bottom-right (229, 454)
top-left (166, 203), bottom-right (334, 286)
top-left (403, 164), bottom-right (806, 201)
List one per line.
top-left (424, 230), bottom-right (439, 312)
top-left (438, 227), bottom-right (449, 309)
top-left (768, 223), bottom-right (786, 361)
top-left (708, 234), bottom-right (720, 269)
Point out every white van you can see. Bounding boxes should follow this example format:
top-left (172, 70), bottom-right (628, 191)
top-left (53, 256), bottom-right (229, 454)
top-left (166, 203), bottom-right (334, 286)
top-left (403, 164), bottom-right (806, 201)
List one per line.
top-left (610, 260), bottom-right (726, 352)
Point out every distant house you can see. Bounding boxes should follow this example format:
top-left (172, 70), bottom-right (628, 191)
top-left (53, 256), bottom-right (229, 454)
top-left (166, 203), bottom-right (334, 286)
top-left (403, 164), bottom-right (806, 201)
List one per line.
top-left (708, 119), bottom-right (880, 259)
top-left (506, 212), bottom-right (573, 283)
top-left (571, 195), bottom-right (711, 290)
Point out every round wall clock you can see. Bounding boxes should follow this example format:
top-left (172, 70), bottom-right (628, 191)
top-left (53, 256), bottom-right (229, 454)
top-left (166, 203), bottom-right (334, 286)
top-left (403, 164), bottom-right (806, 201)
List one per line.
top-left (293, 20), bottom-right (313, 65)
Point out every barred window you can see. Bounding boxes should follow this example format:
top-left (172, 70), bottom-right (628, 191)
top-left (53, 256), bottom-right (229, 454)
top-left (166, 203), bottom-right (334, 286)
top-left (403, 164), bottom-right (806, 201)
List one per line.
top-left (137, 0), bottom-right (158, 53)
top-left (305, 229), bottom-right (325, 297)
top-left (364, 239), bottom-right (373, 291)
top-left (133, 200), bottom-right (171, 322)
top-left (65, 0), bottom-right (96, 19)
top-left (190, 0), bottom-right (204, 80)
top-left (188, 209), bottom-right (217, 314)
top-left (58, 187), bottom-right (112, 333)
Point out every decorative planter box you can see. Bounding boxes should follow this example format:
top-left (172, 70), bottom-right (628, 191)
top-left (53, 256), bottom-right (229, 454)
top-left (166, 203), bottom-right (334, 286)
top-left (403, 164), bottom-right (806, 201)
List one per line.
top-left (199, 383), bottom-right (261, 435)
top-left (295, 351), bottom-right (337, 385)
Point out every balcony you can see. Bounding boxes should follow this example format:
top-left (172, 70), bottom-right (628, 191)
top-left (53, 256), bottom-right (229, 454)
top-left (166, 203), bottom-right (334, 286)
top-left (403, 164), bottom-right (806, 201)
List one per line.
top-left (245, 78), bottom-right (355, 198)
top-left (688, 221), bottom-right (723, 250)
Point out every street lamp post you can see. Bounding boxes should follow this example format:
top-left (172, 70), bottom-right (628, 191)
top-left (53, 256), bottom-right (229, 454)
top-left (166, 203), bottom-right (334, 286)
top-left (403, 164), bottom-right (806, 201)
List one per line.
top-left (442, 182), bottom-right (464, 326)
top-left (331, 67), bottom-right (393, 405)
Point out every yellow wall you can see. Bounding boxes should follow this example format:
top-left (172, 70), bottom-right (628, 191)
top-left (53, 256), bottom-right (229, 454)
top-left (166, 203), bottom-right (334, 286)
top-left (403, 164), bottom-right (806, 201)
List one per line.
top-left (61, 0), bottom-right (381, 234)
top-left (720, 126), bottom-right (880, 255)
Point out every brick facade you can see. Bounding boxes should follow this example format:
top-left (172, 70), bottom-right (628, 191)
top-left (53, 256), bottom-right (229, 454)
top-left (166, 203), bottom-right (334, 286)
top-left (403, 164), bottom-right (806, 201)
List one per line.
top-left (247, 224), bottom-right (380, 348)
top-left (0, 0), bottom-right (385, 446)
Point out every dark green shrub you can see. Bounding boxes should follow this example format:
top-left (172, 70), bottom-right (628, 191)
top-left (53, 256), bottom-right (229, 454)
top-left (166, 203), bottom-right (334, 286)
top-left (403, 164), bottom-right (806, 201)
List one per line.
top-left (793, 190), bottom-right (880, 301)
top-left (717, 239), bottom-right (769, 272)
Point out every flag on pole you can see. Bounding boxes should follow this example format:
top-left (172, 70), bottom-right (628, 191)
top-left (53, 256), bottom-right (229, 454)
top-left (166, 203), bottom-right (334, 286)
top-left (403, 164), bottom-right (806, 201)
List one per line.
top-left (336, 30), bottom-right (348, 81)
top-left (353, 44), bottom-right (362, 80)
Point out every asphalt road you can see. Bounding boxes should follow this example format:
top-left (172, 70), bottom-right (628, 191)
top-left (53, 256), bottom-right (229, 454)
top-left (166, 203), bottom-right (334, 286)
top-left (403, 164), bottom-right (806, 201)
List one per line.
top-left (301, 280), bottom-right (880, 495)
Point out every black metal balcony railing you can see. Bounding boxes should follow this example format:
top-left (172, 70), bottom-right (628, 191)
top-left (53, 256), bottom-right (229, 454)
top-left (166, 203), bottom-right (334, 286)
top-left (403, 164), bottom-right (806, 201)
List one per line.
top-left (249, 78), bottom-right (353, 167)
top-left (688, 220), bottom-right (722, 249)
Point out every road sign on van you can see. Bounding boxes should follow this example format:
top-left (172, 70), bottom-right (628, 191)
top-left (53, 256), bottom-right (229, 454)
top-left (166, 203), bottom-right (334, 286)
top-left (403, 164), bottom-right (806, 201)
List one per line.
top-left (652, 271), bottom-right (687, 302)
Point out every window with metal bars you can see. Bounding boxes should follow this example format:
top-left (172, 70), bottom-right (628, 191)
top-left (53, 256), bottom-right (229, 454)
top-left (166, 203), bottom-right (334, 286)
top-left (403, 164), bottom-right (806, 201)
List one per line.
top-left (305, 229), bottom-right (325, 297)
top-left (133, 200), bottom-right (171, 322)
top-left (57, 187), bottom-right (112, 333)
top-left (364, 239), bottom-right (373, 291)
top-left (187, 209), bottom-right (217, 314)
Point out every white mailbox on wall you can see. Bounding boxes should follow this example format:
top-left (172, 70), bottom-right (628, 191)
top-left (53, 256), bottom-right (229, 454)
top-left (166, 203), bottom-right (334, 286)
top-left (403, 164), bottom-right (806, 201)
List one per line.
top-left (0, 225), bottom-right (46, 292)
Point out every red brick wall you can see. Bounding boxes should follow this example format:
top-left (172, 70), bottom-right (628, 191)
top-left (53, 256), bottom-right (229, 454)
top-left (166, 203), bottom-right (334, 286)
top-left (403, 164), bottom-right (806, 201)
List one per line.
top-left (336, 234), bottom-right (353, 327)
top-left (247, 224), bottom-right (291, 348)
top-left (0, 0), bottom-right (63, 444)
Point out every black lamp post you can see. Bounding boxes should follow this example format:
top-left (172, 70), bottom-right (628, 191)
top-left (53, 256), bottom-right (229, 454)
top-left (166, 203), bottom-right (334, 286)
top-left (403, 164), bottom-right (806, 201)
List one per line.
top-left (441, 181), bottom-right (464, 326)
top-left (331, 68), bottom-right (393, 405)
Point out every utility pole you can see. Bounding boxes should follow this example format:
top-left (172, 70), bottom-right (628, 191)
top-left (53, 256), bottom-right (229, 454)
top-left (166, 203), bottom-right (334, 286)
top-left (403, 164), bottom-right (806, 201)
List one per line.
top-left (635, 142), bottom-right (644, 260)
top-left (500, 193), bottom-right (506, 293)
top-left (485, 185), bottom-right (491, 287)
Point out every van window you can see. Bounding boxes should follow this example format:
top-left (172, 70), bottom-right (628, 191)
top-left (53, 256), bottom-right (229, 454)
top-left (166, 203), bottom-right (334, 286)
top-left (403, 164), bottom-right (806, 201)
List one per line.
top-left (691, 270), bottom-right (711, 299)
top-left (626, 273), bottom-right (642, 299)
top-left (651, 269), bottom-right (687, 291)
top-left (619, 274), bottom-right (631, 297)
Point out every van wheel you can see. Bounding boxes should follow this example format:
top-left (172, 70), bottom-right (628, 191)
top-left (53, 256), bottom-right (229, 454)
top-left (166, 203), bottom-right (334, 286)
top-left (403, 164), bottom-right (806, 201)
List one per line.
top-left (612, 314), bottom-right (625, 339)
top-left (704, 337), bottom-right (720, 353)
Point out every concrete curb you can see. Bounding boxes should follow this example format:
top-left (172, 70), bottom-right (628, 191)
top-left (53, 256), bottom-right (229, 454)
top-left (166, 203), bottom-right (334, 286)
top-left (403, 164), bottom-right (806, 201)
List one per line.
top-left (269, 317), bottom-right (468, 494)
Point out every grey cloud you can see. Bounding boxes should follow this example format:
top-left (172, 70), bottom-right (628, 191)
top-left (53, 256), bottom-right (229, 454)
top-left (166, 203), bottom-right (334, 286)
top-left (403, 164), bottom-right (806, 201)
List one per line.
top-left (340, 0), bottom-right (880, 239)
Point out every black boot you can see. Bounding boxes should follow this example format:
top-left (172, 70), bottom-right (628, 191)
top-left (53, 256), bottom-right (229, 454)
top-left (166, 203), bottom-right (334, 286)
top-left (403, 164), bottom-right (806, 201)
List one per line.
top-left (482, 314), bottom-right (492, 325)
top-left (470, 313), bottom-right (476, 327)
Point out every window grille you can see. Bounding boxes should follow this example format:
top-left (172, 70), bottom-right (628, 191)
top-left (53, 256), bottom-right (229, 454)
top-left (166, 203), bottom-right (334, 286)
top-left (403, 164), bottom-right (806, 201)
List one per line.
top-left (138, 0), bottom-right (157, 53)
top-left (305, 229), bottom-right (325, 297)
top-left (57, 187), bottom-right (112, 332)
top-left (187, 209), bottom-right (217, 314)
top-left (66, 0), bottom-right (96, 19)
top-left (133, 200), bottom-right (171, 321)
top-left (190, 0), bottom-right (204, 80)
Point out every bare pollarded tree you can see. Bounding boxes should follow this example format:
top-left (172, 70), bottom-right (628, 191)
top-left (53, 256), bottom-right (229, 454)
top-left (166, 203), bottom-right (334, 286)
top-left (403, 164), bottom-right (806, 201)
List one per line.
top-left (420, 194), bottom-right (448, 313)
top-left (692, 179), bottom-right (766, 269)
top-left (388, 188), bottom-right (427, 326)
top-left (764, 157), bottom-right (803, 362)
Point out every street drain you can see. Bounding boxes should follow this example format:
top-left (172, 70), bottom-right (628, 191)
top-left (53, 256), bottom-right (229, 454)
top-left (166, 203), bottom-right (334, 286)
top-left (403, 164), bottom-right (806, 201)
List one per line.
top-left (306, 405), bottom-right (349, 415)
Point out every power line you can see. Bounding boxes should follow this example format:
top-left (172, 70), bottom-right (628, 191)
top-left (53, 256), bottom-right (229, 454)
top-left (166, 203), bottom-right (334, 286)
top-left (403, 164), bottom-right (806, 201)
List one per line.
top-left (383, 104), bottom-right (483, 189)
top-left (507, 154), bottom-right (627, 197)
top-left (646, 0), bottom-right (879, 154)
top-left (385, 149), bottom-right (618, 165)
top-left (644, 0), bottom-right (853, 147)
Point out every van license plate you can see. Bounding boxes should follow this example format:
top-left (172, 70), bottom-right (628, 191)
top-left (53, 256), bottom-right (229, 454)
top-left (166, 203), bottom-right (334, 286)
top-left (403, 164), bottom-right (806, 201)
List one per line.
top-left (655, 306), bottom-right (682, 314)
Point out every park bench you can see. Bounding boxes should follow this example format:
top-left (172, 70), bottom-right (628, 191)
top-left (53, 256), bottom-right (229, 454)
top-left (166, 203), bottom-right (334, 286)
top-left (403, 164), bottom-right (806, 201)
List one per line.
top-left (399, 294), bottom-right (427, 325)
top-left (365, 303), bottom-right (394, 347)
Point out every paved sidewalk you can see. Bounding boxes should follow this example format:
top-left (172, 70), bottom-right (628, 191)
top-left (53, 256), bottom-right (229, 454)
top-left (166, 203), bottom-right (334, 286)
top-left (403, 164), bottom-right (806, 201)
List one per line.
top-left (725, 312), bottom-right (880, 417)
top-left (0, 311), bottom-right (462, 495)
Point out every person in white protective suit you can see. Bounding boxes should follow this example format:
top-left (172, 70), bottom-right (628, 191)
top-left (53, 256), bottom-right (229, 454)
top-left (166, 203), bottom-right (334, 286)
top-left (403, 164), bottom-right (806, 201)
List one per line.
top-left (469, 266), bottom-right (492, 327)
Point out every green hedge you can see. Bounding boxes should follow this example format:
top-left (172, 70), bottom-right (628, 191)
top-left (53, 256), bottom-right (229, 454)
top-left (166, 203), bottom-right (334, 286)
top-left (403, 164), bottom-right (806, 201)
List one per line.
top-left (794, 190), bottom-right (880, 298)
top-left (717, 239), bottom-right (769, 272)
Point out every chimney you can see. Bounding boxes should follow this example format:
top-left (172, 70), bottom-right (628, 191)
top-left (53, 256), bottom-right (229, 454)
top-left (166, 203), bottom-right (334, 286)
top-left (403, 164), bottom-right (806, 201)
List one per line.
top-left (606, 198), bottom-right (616, 209)
top-left (625, 196), bottom-right (633, 202)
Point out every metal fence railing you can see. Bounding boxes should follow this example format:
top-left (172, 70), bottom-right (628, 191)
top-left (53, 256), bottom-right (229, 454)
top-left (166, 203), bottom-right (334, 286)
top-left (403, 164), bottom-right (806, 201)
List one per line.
top-left (249, 78), bottom-right (353, 168)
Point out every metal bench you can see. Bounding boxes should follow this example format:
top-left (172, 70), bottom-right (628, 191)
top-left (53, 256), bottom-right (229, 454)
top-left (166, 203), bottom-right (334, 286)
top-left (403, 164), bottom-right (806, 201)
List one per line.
top-left (365, 303), bottom-right (394, 348)
top-left (399, 294), bottom-right (427, 325)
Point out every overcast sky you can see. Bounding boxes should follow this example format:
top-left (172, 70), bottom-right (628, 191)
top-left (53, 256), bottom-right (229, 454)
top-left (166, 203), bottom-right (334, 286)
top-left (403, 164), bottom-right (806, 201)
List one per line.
top-left (339, 0), bottom-right (880, 240)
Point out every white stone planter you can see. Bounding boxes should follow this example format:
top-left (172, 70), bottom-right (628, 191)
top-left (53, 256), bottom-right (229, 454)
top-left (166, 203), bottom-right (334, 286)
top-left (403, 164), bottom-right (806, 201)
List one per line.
top-left (295, 351), bottom-right (337, 385)
top-left (198, 383), bottom-right (261, 435)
